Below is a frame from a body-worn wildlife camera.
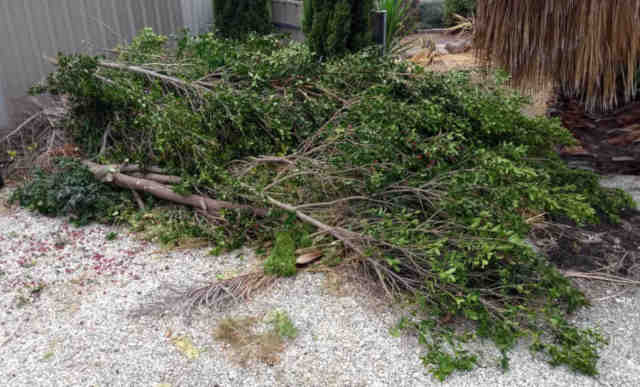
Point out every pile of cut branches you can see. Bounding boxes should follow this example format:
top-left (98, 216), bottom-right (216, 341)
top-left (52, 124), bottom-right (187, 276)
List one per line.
top-left (12, 30), bottom-right (637, 378)
top-left (0, 98), bottom-right (68, 178)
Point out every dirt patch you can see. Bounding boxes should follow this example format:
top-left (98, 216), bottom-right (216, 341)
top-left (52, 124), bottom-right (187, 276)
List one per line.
top-left (403, 31), bottom-right (477, 71)
top-left (213, 311), bottom-right (298, 366)
top-left (531, 211), bottom-right (640, 281)
top-left (551, 96), bottom-right (640, 175)
top-left (402, 31), bottom-right (462, 47)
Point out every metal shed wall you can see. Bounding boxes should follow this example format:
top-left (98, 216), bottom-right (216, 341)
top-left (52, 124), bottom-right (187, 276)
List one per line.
top-left (0, 0), bottom-right (213, 130)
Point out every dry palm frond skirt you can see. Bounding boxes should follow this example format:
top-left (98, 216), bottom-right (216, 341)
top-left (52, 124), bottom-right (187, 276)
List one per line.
top-left (475, 0), bottom-right (640, 112)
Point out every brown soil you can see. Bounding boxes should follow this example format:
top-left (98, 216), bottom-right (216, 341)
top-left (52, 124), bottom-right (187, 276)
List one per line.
top-left (531, 212), bottom-right (640, 281)
top-left (403, 31), bottom-right (477, 71)
top-left (525, 95), bottom-right (640, 285)
top-left (551, 96), bottom-right (640, 175)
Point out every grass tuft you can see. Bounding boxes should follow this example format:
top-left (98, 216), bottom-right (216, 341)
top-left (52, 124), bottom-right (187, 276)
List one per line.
top-left (214, 310), bottom-right (298, 366)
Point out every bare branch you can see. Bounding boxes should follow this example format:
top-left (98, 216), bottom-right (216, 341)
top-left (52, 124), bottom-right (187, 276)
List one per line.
top-left (0, 111), bottom-right (42, 145)
top-left (98, 61), bottom-right (210, 93)
top-left (82, 161), bottom-right (267, 217)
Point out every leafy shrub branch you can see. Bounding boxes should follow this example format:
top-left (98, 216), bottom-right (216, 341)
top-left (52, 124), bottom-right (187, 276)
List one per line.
top-left (22, 30), bottom-right (636, 379)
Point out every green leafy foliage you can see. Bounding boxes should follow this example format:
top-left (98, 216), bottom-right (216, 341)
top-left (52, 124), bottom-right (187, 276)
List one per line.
top-left (376, 0), bottom-right (414, 47)
top-left (264, 231), bottom-right (297, 277)
top-left (119, 27), bottom-right (168, 63)
top-left (29, 30), bottom-right (636, 379)
top-left (531, 316), bottom-right (606, 376)
top-left (39, 34), bottom-right (317, 188)
top-left (128, 206), bottom-right (262, 251)
top-left (266, 310), bottom-right (299, 339)
top-left (303, 0), bottom-right (374, 57)
top-left (443, 0), bottom-right (475, 25)
top-left (422, 346), bottom-right (477, 381)
top-left (9, 158), bottom-right (132, 225)
top-left (213, 0), bottom-right (273, 38)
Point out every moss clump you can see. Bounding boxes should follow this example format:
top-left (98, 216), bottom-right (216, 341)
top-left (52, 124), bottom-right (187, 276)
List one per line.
top-left (263, 231), bottom-right (297, 277)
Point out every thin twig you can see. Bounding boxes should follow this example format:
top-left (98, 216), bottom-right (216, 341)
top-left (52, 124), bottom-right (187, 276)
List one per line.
top-left (98, 61), bottom-right (210, 93)
top-left (131, 189), bottom-right (146, 210)
top-left (0, 111), bottom-right (42, 145)
top-left (98, 126), bottom-right (112, 158)
top-left (294, 196), bottom-right (370, 210)
top-left (560, 270), bottom-right (640, 285)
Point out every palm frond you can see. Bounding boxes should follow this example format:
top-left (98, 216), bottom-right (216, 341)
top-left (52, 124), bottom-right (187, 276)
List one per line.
top-left (475, 0), bottom-right (640, 112)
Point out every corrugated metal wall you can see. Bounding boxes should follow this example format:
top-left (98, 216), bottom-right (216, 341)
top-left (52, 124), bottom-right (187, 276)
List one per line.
top-left (0, 0), bottom-right (212, 99)
top-left (272, 0), bottom-right (303, 41)
top-left (0, 0), bottom-right (307, 129)
top-left (181, 0), bottom-right (215, 36)
top-left (0, 80), bottom-right (7, 128)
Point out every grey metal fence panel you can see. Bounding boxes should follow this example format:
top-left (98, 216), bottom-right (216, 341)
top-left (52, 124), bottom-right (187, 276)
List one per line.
top-left (0, 77), bottom-right (7, 128)
top-left (0, 0), bottom-right (212, 103)
top-left (272, 0), bottom-right (303, 41)
top-left (0, 0), bottom-right (314, 128)
top-left (181, 0), bottom-right (213, 35)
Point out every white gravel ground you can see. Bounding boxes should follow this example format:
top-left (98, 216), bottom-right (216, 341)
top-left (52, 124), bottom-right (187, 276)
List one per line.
top-left (1, 187), bottom-right (639, 387)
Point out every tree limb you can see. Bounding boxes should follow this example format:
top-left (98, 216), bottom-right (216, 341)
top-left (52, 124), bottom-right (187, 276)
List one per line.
top-left (131, 172), bottom-right (182, 185)
top-left (98, 61), bottom-right (210, 93)
top-left (83, 161), bottom-right (266, 216)
top-left (265, 195), bottom-right (392, 295)
top-left (0, 111), bottom-right (42, 145)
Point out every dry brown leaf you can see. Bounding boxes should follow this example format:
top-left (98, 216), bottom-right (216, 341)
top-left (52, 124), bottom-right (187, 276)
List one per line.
top-left (606, 131), bottom-right (640, 146)
top-left (296, 250), bottom-right (324, 265)
top-left (559, 145), bottom-right (592, 157)
top-left (170, 336), bottom-right (200, 360)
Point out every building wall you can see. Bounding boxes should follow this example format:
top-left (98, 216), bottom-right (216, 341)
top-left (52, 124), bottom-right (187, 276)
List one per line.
top-left (0, 0), bottom-right (306, 131)
top-left (0, 80), bottom-right (7, 129)
top-left (0, 0), bottom-right (213, 132)
top-left (272, 0), bottom-right (304, 41)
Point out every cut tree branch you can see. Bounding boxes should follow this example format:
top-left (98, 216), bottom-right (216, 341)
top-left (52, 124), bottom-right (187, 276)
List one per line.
top-left (83, 161), bottom-right (266, 216)
top-left (0, 111), bottom-right (42, 145)
top-left (45, 55), bottom-right (211, 94)
top-left (98, 61), bottom-right (210, 93)
top-left (131, 172), bottom-right (182, 185)
top-left (265, 195), bottom-right (392, 295)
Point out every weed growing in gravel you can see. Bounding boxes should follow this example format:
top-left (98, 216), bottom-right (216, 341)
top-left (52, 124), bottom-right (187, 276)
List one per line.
top-left (266, 310), bottom-right (298, 339)
top-left (127, 207), bottom-right (217, 248)
top-left (214, 311), bottom-right (298, 366)
top-left (14, 281), bottom-right (47, 308)
top-left (215, 316), bottom-right (259, 348)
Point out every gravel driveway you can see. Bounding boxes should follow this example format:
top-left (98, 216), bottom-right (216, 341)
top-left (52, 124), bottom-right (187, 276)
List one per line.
top-left (1, 187), bottom-right (639, 387)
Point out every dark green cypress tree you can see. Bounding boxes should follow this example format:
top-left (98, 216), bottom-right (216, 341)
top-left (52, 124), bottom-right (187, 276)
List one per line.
top-left (303, 0), bottom-right (373, 58)
top-left (326, 1), bottom-right (351, 56)
top-left (213, 0), bottom-right (272, 38)
top-left (346, 0), bottom-right (373, 52)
